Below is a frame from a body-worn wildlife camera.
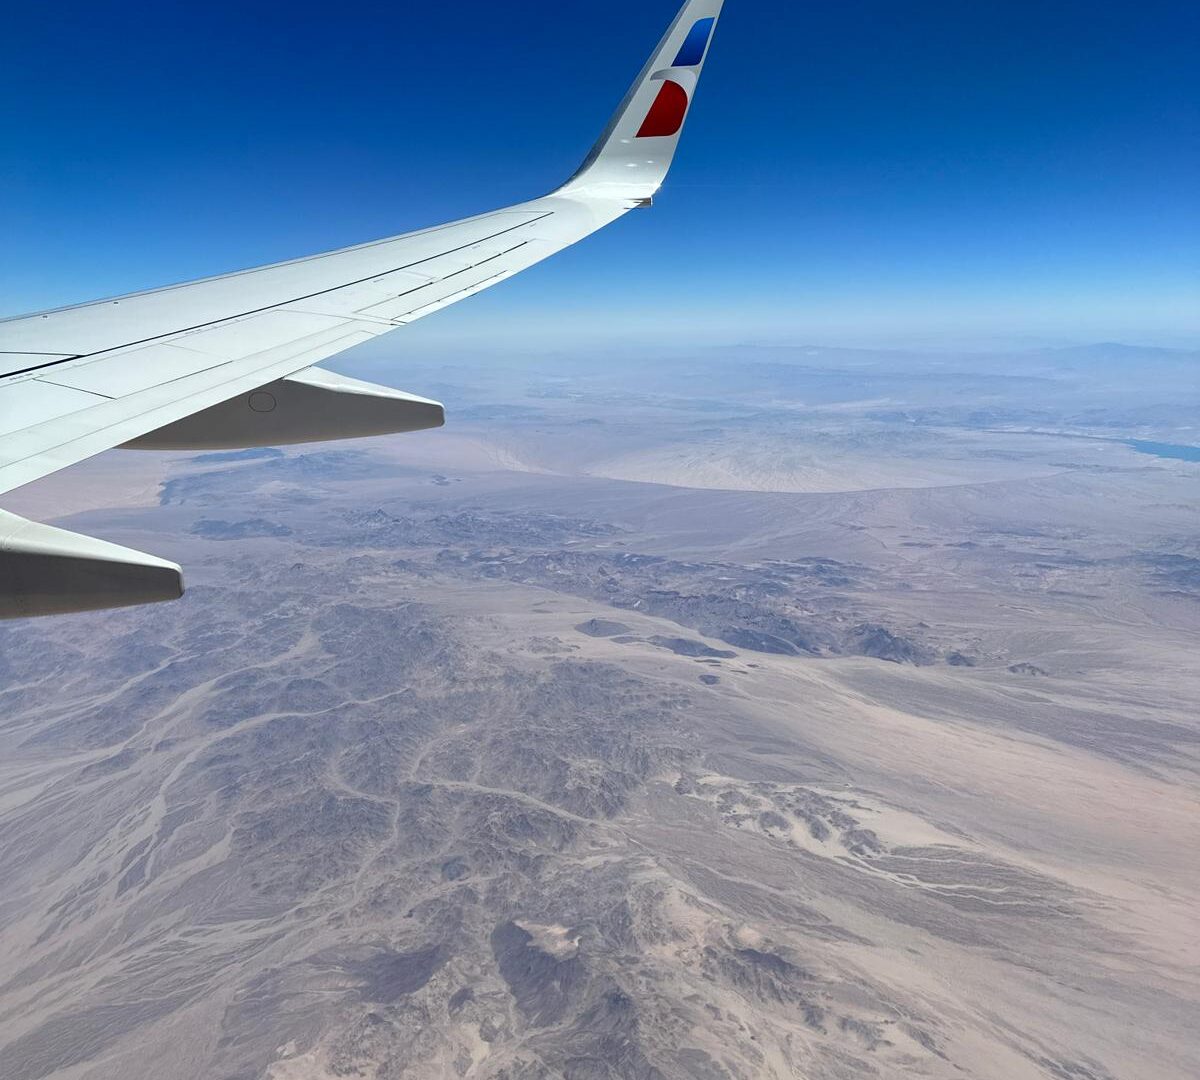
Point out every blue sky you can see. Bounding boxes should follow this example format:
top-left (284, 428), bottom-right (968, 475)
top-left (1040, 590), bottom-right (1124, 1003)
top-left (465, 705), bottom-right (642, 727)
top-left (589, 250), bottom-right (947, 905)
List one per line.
top-left (2, 0), bottom-right (1196, 349)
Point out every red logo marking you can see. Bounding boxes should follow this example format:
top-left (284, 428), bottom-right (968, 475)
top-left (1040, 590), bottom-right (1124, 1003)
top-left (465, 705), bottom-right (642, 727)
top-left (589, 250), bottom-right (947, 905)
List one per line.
top-left (636, 81), bottom-right (689, 138)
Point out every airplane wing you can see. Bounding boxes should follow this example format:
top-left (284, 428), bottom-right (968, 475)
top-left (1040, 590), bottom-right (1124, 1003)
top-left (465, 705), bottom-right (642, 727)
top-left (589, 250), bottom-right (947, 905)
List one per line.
top-left (0, 0), bottom-right (726, 618)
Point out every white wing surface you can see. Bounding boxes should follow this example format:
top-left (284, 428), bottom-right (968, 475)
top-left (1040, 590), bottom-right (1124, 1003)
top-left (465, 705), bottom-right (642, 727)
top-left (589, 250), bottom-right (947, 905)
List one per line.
top-left (0, 0), bottom-right (726, 618)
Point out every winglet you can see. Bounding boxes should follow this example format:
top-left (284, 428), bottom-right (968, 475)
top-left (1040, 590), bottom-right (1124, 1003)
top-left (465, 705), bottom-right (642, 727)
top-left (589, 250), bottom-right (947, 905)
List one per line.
top-left (558, 0), bottom-right (726, 203)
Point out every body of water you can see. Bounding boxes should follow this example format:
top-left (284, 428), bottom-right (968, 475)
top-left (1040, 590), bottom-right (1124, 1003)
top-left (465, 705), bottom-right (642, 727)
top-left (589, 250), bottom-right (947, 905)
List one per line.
top-left (1126, 440), bottom-right (1200, 462)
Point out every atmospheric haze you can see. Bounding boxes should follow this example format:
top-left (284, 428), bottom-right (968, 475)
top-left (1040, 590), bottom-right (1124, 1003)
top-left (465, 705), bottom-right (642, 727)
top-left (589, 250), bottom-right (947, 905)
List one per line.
top-left (0, 341), bottom-right (1198, 1080)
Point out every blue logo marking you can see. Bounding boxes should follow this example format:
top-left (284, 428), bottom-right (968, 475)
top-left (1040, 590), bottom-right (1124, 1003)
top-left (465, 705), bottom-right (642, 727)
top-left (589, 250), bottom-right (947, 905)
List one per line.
top-left (673, 17), bottom-right (716, 67)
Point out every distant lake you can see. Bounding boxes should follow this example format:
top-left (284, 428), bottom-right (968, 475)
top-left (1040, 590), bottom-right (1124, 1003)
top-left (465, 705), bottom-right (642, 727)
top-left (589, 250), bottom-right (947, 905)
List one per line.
top-left (1126, 440), bottom-right (1200, 462)
top-left (986, 428), bottom-right (1200, 463)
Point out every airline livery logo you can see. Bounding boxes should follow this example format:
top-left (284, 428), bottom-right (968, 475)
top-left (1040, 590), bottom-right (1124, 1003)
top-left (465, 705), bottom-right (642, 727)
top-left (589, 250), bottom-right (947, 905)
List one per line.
top-left (672, 16), bottom-right (716, 67)
top-left (636, 17), bottom-right (715, 139)
top-left (637, 81), bottom-right (689, 138)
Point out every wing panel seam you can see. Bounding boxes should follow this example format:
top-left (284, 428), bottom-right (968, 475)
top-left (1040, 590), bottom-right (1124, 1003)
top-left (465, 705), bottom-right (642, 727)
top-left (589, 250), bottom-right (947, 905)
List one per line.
top-left (0, 214), bottom-right (553, 383)
top-left (33, 379), bottom-right (115, 401)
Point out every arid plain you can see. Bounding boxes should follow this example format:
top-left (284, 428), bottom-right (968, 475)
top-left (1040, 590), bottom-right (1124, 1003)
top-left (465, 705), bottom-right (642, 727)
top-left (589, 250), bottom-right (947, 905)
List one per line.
top-left (0, 343), bottom-right (1197, 1080)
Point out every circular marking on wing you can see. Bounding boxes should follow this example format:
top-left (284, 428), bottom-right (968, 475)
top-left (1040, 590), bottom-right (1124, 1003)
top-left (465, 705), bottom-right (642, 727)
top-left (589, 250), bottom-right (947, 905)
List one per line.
top-left (248, 391), bottom-right (278, 413)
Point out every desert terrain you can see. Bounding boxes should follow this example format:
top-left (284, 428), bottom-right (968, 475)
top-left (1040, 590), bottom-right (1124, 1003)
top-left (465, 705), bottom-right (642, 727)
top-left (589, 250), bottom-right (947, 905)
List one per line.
top-left (0, 342), bottom-right (1197, 1079)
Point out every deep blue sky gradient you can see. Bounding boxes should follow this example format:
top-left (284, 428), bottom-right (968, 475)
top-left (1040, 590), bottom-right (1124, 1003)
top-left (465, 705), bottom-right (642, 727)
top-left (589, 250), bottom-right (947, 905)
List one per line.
top-left (2, 0), bottom-right (1196, 348)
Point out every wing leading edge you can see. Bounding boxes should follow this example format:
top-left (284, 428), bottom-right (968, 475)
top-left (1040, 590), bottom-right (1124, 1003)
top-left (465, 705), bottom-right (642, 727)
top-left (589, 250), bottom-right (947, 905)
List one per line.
top-left (0, 0), bottom-right (727, 618)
